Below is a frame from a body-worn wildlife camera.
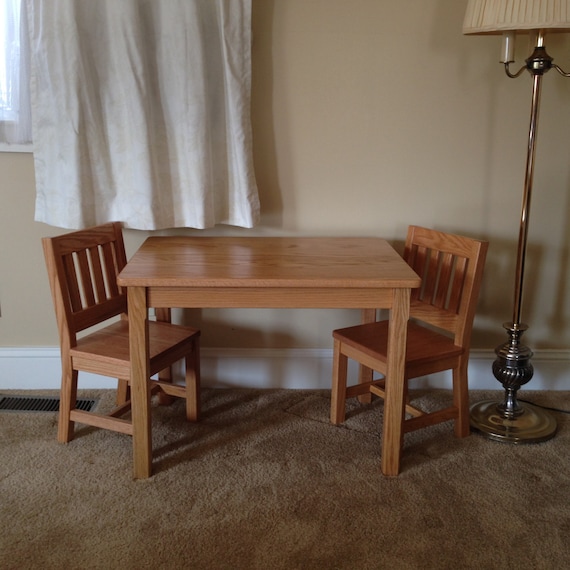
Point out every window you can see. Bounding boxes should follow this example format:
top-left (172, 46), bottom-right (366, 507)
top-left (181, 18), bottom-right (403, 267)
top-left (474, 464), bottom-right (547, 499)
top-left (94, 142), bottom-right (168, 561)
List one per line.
top-left (0, 0), bottom-right (20, 121)
top-left (0, 0), bottom-right (32, 150)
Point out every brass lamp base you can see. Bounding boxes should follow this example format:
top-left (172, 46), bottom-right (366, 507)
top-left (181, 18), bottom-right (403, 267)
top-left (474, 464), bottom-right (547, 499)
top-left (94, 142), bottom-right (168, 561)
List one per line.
top-left (470, 399), bottom-right (557, 444)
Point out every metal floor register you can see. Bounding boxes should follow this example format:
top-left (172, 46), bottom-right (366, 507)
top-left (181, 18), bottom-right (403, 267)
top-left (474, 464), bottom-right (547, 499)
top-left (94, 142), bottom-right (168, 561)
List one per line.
top-left (0, 395), bottom-right (96, 413)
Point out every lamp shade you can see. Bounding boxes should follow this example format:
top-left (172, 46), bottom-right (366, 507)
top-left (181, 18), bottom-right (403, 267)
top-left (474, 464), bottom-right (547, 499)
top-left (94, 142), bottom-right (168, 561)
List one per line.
top-left (463, 0), bottom-right (570, 34)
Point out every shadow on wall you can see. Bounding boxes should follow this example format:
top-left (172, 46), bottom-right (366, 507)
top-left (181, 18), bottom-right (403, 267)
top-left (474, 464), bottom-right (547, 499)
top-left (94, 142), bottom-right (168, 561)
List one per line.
top-left (544, 174), bottom-right (570, 348)
top-left (176, 307), bottom-right (296, 349)
top-left (472, 237), bottom-right (542, 348)
top-left (251, 0), bottom-right (284, 229)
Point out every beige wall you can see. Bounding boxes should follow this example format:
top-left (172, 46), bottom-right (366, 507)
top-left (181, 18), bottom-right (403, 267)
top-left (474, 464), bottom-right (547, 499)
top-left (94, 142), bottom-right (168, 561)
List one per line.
top-left (2, 0), bottom-right (570, 352)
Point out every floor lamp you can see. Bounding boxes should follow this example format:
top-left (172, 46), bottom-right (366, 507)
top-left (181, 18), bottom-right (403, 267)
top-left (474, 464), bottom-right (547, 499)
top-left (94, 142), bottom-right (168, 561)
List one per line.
top-left (463, 1), bottom-right (570, 443)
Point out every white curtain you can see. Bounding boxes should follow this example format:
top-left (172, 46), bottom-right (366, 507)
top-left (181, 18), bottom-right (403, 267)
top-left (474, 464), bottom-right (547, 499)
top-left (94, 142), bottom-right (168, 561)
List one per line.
top-left (26, 0), bottom-right (260, 230)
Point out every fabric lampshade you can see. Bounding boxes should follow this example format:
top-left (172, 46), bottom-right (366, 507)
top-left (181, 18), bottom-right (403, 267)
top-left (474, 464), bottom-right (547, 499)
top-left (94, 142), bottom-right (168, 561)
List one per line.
top-left (463, 0), bottom-right (570, 34)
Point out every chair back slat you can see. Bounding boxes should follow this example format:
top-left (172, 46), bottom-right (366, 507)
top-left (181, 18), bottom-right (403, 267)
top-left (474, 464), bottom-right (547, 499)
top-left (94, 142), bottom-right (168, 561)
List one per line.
top-left (62, 253), bottom-right (84, 313)
top-left (43, 223), bottom-right (128, 347)
top-left (76, 249), bottom-right (97, 307)
top-left (87, 245), bottom-right (106, 303)
top-left (447, 256), bottom-right (467, 314)
top-left (403, 226), bottom-right (488, 345)
top-left (420, 247), bottom-right (440, 304)
top-left (408, 244), bottom-right (427, 302)
top-left (433, 251), bottom-right (453, 309)
top-left (101, 241), bottom-right (121, 298)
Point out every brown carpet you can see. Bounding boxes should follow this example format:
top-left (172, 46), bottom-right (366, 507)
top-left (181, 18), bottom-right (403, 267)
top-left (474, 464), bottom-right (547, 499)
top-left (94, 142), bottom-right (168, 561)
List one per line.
top-left (1, 388), bottom-right (569, 569)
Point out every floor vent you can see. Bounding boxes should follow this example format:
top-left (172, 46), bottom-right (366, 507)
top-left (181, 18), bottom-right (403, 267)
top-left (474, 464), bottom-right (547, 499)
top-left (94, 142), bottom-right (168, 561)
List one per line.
top-left (0, 396), bottom-right (96, 413)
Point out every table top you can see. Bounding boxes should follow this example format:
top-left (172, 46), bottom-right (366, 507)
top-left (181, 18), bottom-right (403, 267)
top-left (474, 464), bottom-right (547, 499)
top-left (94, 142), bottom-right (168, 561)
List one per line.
top-left (117, 236), bottom-right (420, 289)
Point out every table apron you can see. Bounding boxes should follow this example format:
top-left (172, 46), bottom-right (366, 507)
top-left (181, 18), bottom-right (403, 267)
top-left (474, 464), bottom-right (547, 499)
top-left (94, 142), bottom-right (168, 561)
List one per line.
top-left (146, 287), bottom-right (397, 309)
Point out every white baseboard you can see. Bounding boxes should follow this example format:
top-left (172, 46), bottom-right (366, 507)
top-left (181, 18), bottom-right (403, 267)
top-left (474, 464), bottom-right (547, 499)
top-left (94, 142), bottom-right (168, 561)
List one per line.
top-left (0, 347), bottom-right (568, 391)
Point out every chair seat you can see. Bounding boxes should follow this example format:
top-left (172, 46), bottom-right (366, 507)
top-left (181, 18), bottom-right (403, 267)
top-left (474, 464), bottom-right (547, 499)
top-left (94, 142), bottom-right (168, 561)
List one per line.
top-left (333, 320), bottom-right (464, 374)
top-left (72, 320), bottom-right (199, 379)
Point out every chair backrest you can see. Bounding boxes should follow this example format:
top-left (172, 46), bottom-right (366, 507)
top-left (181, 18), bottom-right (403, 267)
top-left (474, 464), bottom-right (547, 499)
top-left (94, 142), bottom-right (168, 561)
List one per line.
top-left (403, 225), bottom-right (488, 347)
top-left (42, 222), bottom-right (128, 350)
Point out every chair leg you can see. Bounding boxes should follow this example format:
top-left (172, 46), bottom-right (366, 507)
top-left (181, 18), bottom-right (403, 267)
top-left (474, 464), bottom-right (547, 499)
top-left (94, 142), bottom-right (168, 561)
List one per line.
top-left (452, 360), bottom-right (470, 438)
top-left (184, 339), bottom-right (201, 422)
top-left (156, 366), bottom-right (175, 406)
top-left (331, 339), bottom-right (349, 425)
top-left (155, 307), bottom-right (175, 405)
top-left (116, 378), bottom-right (130, 406)
top-left (58, 365), bottom-right (78, 443)
top-left (357, 309), bottom-right (376, 404)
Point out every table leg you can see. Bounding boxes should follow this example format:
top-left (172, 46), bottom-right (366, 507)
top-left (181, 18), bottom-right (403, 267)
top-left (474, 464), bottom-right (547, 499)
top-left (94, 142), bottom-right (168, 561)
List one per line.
top-left (128, 286), bottom-right (153, 479)
top-left (357, 308), bottom-right (376, 404)
top-left (381, 288), bottom-right (410, 477)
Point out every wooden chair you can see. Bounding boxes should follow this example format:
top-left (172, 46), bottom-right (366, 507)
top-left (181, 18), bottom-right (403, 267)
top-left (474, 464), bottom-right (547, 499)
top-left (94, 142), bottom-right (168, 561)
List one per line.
top-left (330, 225), bottom-right (488, 444)
top-left (42, 222), bottom-right (201, 443)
